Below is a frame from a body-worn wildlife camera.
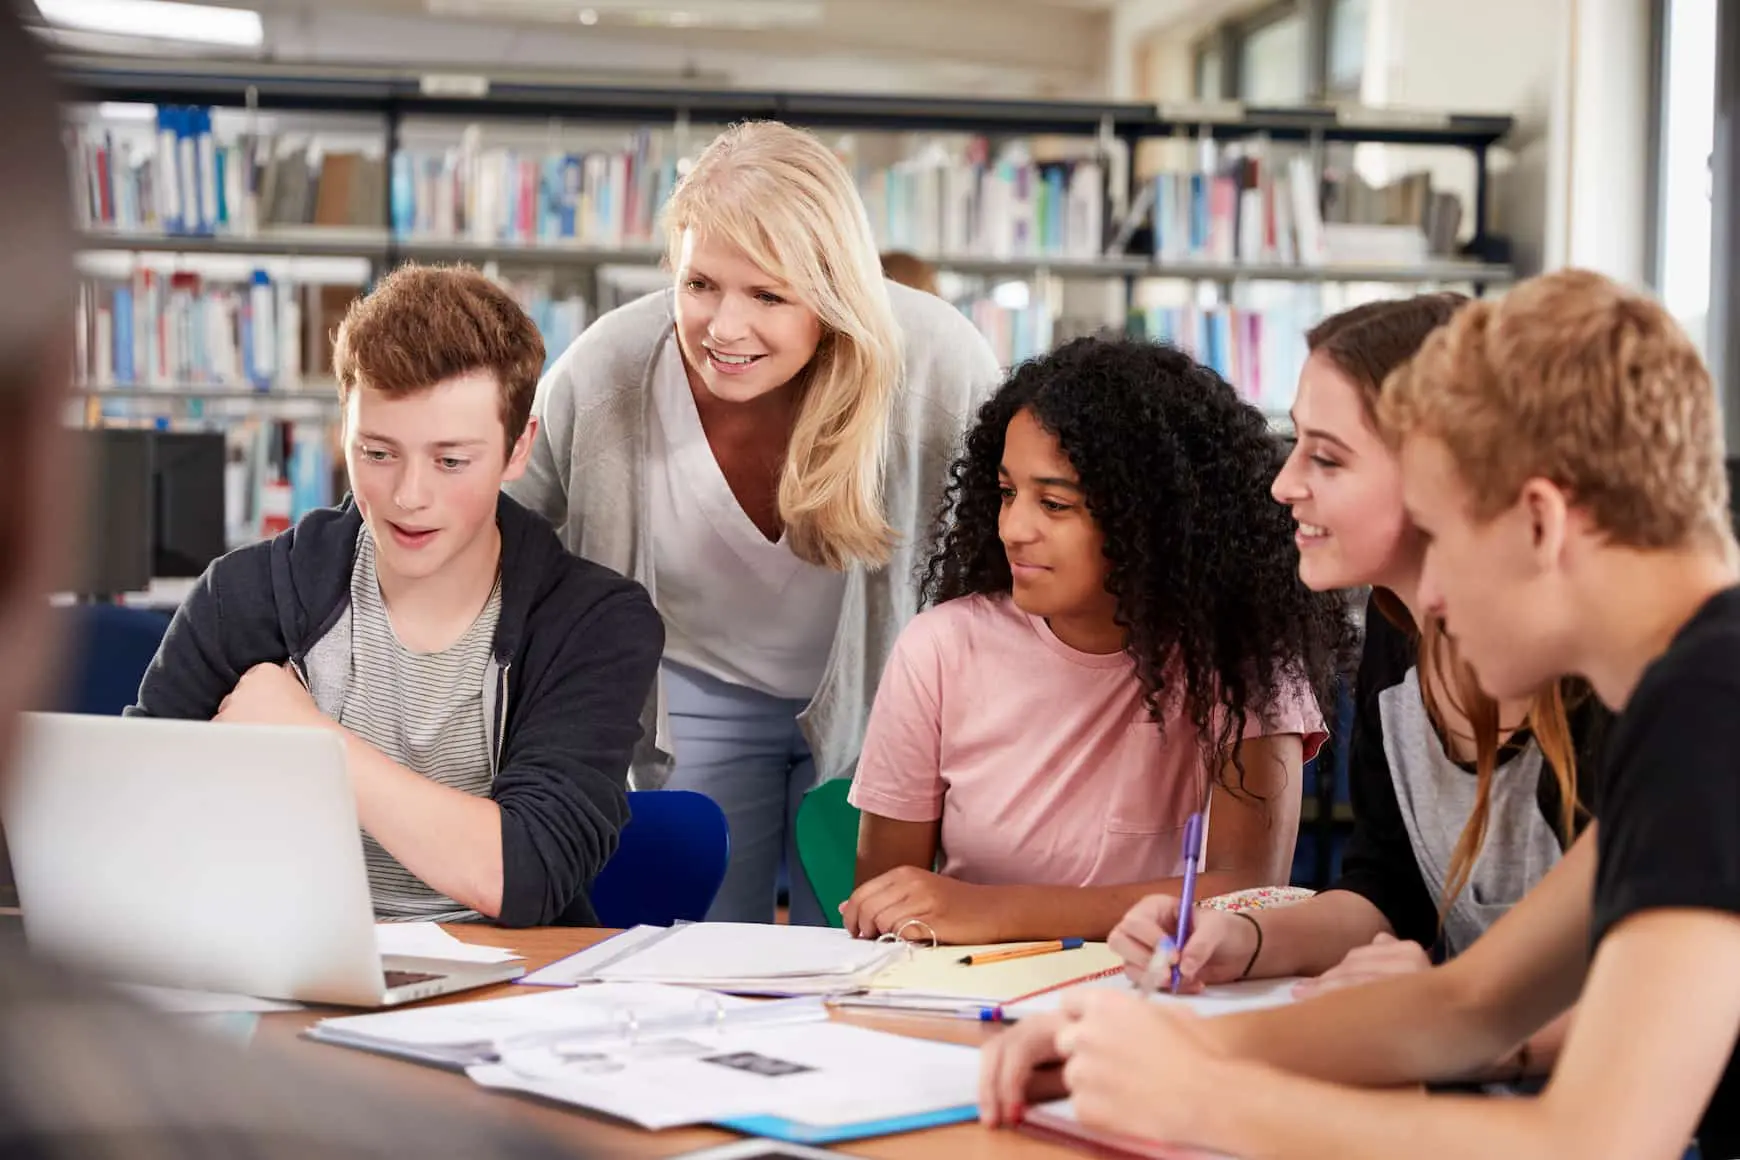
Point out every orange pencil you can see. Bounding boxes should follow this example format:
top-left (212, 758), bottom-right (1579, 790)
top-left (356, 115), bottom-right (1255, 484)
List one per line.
top-left (957, 938), bottom-right (1085, 966)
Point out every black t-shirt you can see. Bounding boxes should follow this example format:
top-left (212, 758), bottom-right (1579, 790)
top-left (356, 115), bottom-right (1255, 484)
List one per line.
top-left (1331, 593), bottom-right (1609, 950)
top-left (1593, 585), bottom-right (1740, 1158)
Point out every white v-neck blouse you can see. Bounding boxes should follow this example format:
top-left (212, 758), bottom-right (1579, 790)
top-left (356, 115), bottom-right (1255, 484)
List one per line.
top-left (648, 335), bottom-right (848, 700)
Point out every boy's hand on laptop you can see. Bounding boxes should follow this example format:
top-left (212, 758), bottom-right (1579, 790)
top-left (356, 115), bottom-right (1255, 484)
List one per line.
top-left (214, 663), bottom-right (328, 731)
top-left (1292, 932), bottom-right (1429, 999)
top-left (840, 865), bottom-right (1003, 944)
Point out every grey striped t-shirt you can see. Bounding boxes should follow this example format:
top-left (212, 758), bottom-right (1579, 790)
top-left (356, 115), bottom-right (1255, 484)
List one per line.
top-left (338, 528), bottom-right (502, 923)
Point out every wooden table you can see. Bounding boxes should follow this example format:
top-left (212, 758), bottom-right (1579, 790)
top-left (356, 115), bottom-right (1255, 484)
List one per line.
top-left (257, 925), bottom-right (1076, 1160)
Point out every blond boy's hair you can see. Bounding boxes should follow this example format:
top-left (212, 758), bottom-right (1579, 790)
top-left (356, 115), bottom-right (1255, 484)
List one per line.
top-left (1380, 268), bottom-right (1730, 549)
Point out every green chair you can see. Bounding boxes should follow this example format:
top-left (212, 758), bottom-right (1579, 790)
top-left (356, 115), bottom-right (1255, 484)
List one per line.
top-left (795, 778), bottom-right (861, 928)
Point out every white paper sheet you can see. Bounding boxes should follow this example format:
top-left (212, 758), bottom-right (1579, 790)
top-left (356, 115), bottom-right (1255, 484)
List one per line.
top-left (1001, 974), bottom-right (1301, 1020)
top-left (315, 982), bottom-right (759, 1051)
top-left (468, 1020), bottom-right (980, 1131)
top-left (520, 925), bottom-right (668, 986)
top-left (120, 984), bottom-right (303, 1014)
top-left (586, 923), bottom-right (896, 984)
top-left (374, 921), bottom-right (521, 963)
top-left (306, 982), bottom-right (808, 1070)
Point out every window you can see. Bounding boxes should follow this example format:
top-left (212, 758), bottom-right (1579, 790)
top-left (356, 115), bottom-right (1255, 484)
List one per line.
top-left (1238, 10), bottom-right (1307, 104)
top-left (1656, 0), bottom-right (1718, 355)
top-left (1327, 0), bottom-right (1367, 97)
top-left (1196, 45), bottom-right (1224, 100)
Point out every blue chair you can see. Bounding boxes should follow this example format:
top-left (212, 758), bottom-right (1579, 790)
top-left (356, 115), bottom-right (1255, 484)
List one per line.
top-left (52, 603), bottom-right (171, 716)
top-left (587, 790), bottom-right (730, 928)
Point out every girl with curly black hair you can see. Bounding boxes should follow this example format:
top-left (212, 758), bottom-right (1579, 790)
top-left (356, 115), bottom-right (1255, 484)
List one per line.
top-left (838, 336), bottom-right (1349, 945)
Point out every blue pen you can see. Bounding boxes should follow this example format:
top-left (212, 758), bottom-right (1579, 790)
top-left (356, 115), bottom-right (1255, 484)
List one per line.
top-left (1169, 811), bottom-right (1205, 994)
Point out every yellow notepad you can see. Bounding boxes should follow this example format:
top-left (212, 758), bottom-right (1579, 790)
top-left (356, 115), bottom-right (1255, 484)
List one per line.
top-left (865, 942), bottom-right (1125, 1005)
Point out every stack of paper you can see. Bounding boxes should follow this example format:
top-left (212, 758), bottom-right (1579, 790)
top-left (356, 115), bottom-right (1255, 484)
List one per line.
top-left (375, 922), bottom-right (521, 964)
top-left (1001, 974), bottom-right (1301, 1020)
top-left (309, 979), bottom-right (979, 1143)
top-left (307, 982), bottom-right (782, 1069)
top-left (521, 923), bottom-right (903, 996)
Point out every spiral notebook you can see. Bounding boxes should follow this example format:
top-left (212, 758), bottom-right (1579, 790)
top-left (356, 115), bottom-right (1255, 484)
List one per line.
top-left (832, 941), bottom-right (1127, 1015)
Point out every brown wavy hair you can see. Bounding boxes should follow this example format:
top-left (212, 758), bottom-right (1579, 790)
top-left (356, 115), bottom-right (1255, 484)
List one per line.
top-left (1307, 294), bottom-right (1584, 918)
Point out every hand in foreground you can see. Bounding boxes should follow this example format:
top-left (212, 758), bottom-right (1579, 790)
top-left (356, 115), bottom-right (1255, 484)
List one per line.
top-left (1293, 931), bottom-right (1429, 999)
top-left (839, 866), bottom-right (1005, 944)
top-left (1109, 894), bottom-right (1260, 991)
top-left (214, 663), bottom-right (327, 730)
top-left (1055, 989), bottom-right (1229, 1149)
top-left (978, 1011), bottom-right (1070, 1126)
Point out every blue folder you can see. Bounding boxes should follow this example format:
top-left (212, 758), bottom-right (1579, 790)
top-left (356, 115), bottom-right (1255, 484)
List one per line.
top-left (717, 1103), bottom-right (980, 1144)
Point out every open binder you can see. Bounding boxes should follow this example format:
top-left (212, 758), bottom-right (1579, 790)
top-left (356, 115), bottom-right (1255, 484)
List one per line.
top-left (517, 922), bottom-right (909, 995)
top-left (519, 923), bottom-right (1126, 1012)
top-left (306, 982), bottom-right (981, 1142)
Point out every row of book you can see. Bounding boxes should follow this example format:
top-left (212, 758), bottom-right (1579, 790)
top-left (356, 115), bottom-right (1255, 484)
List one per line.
top-left (857, 149), bottom-right (1106, 261)
top-left (1129, 155), bottom-right (1465, 268)
top-left (74, 269), bottom-right (588, 392)
top-left (1130, 301), bottom-right (1317, 416)
top-left (1138, 156), bottom-right (1325, 266)
top-left (391, 132), bottom-right (674, 249)
top-left (69, 105), bottom-right (1467, 274)
top-left (235, 418), bottom-right (338, 542)
top-left (68, 108), bottom-right (388, 237)
top-left (69, 107), bottom-right (1113, 260)
top-left (959, 298), bottom-right (1055, 370)
top-left (75, 269), bottom-right (308, 389)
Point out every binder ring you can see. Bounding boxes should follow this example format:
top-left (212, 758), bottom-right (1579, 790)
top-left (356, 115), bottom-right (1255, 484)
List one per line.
top-left (877, 918), bottom-right (938, 952)
top-left (692, 991), bottom-right (728, 1032)
top-left (617, 1006), bottom-right (640, 1046)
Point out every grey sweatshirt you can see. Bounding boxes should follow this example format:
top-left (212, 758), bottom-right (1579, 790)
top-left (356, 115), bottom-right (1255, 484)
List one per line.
top-left (505, 281), bottom-right (1002, 789)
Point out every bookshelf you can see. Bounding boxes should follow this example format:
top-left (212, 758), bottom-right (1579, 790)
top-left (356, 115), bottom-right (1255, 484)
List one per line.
top-left (59, 56), bottom-right (1516, 281)
top-left (57, 56), bottom-right (1519, 537)
top-left (74, 384), bottom-right (340, 404)
top-left (75, 232), bottom-right (1512, 286)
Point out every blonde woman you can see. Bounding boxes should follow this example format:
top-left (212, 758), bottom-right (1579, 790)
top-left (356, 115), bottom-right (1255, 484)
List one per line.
top-left (508, 121), bottom-right (1001, 924)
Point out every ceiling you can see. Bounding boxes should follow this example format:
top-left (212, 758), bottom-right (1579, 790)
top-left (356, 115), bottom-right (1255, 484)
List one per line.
top-left (35, 0), bottom-right (1168, 97)
top-left (34, 0), bottom-right (1262, 98)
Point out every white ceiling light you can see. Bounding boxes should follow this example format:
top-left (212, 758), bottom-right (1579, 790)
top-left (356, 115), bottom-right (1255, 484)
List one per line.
top-left (425, 0), bottom-right (824, 31)
top-left (35, 0), bottom-right (264, 46)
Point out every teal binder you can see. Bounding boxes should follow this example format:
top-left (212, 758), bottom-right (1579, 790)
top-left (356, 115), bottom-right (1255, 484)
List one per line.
top-left (717, 1103), bottom-right (979, 1144)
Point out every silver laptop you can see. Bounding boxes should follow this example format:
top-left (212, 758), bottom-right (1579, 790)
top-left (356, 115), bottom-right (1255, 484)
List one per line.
top-left (2, 712), bottom-right (525, 1007)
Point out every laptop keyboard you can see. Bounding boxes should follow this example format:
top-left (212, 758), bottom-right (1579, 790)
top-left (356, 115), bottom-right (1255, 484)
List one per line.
top-left (383, 969), bottom-right (445, 988)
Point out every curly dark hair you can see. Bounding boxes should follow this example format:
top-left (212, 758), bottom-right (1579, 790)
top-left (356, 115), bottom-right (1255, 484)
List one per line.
top-left (923, 336), bottom-right (1351, 793)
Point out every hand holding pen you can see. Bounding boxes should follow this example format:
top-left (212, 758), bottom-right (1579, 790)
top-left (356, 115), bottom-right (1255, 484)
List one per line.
top-left (1136, 811), bottom-right (1203, 995)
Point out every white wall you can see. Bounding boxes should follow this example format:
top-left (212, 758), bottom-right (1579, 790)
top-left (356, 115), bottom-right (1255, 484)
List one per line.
top-left (259, 1), bottom-right (1111, 99)
top-left (1355, 0), bottom-right (1650, 283)
top-left (1554, 0), bottom-right (1653, 283)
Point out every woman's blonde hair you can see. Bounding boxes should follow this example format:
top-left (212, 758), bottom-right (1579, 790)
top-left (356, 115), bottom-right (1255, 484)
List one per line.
top-left (662, 120), bottom-right (903, 571)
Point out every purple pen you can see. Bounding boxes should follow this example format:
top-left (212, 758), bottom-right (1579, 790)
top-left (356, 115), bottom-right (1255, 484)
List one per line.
top-left (1170, 811), bottom-right (1205, 993)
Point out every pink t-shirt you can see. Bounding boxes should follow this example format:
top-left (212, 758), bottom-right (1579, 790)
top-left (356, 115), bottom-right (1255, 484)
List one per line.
top-left (848, 594), bottom-right (1327, 888)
